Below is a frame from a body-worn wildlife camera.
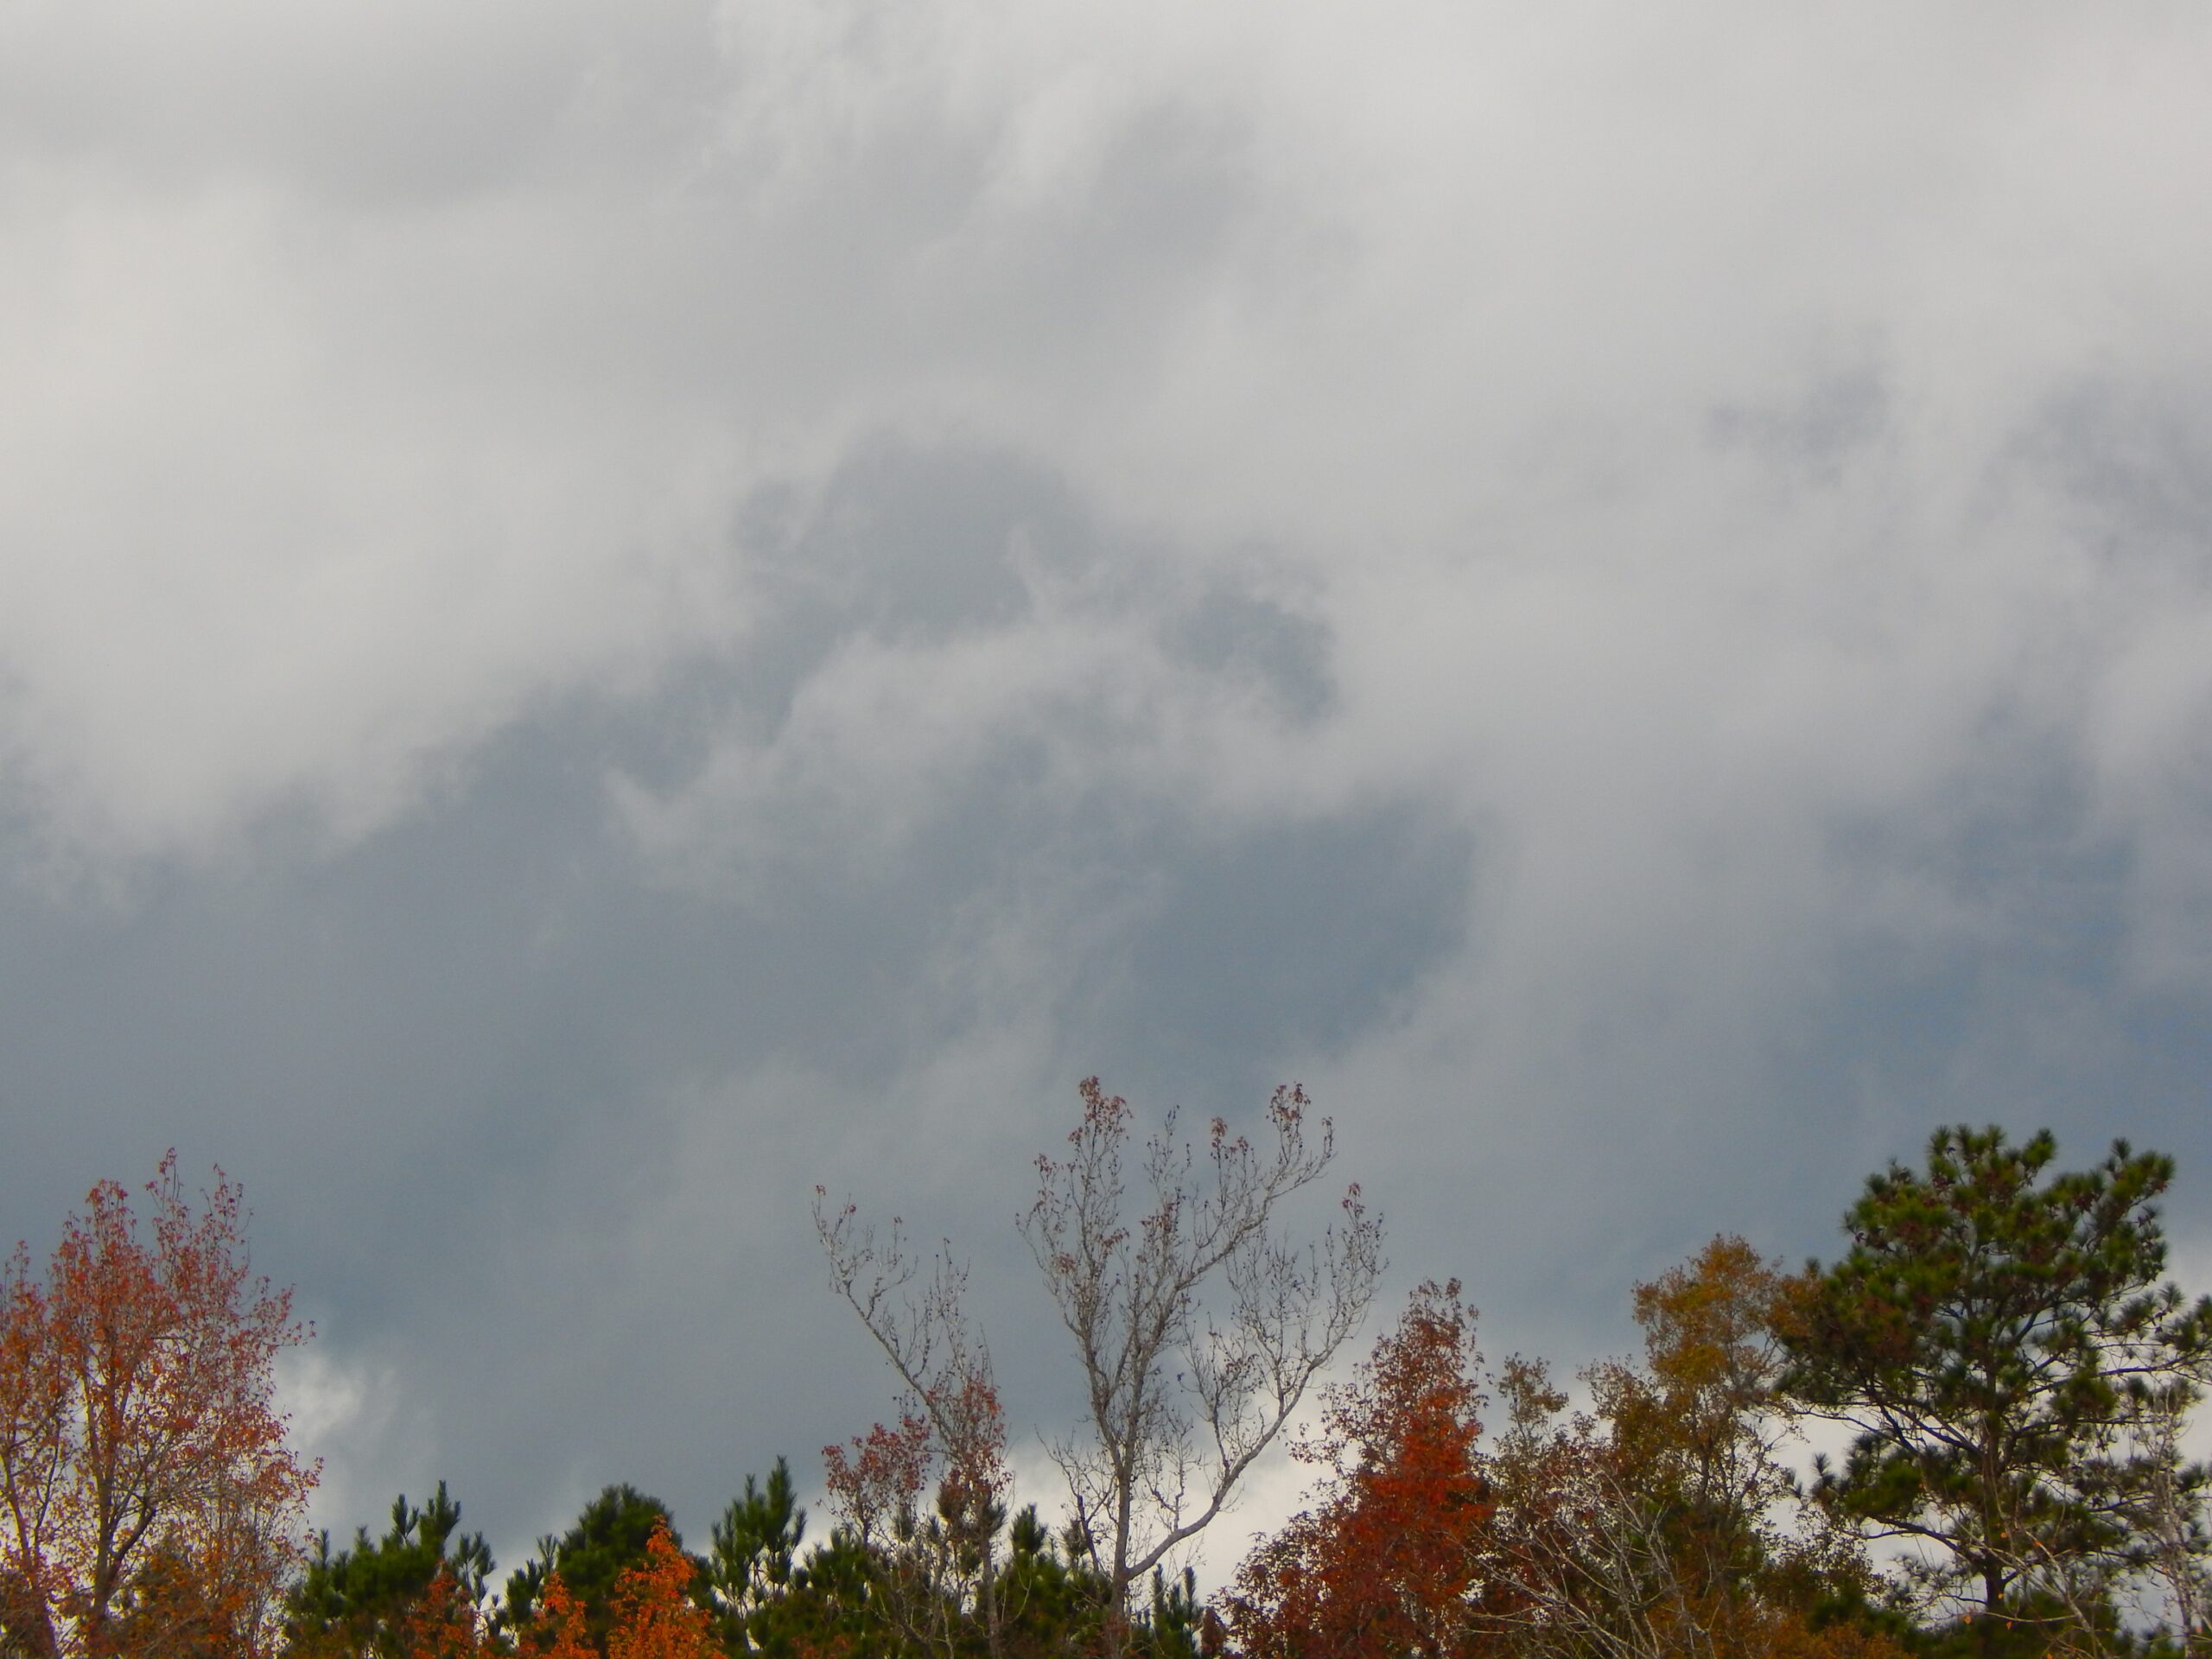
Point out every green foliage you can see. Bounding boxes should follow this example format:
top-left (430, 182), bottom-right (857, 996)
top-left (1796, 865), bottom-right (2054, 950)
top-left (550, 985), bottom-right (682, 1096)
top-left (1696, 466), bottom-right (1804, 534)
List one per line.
top-left (995, 1505), bottom-right (1107, 1659)
top-left (1138, 1566), bottom-right (1217, 1659)
top-left (502, 1484), bottom-right (706, 1656)
top-left (1781, 1125), bottom-right (2212, 1644)
top-left (285, 1482), bottom-right (494, 1656)
top-left (710, 1459), bottom-right (805, 1607)
top-left (707, 1459), bottom-right (818, 1656)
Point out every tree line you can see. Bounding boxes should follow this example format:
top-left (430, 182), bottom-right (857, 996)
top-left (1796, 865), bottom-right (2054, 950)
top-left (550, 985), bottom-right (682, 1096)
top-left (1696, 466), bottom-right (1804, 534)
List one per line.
top-left (3, 1090), bottom-right (2209, 1659)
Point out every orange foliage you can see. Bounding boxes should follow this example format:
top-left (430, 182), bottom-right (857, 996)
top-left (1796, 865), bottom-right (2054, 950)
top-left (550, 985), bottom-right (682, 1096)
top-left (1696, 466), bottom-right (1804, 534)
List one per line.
top-left (518, 1523), bottom-right (715, 1659)
top-left (391, 1569), bottom-right (494, 1657)
top-left (0, 1154), bottom-right (317, 1658)
top-left (607, 1521), bottom-right (716, 1659)
top-left (518, 1573), bottom-right (599, 1659)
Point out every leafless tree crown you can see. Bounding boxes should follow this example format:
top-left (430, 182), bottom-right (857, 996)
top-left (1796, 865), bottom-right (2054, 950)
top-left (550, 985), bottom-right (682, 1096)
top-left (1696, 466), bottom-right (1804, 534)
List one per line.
top-left (1017, 1077), bottom-right (1383, 1625)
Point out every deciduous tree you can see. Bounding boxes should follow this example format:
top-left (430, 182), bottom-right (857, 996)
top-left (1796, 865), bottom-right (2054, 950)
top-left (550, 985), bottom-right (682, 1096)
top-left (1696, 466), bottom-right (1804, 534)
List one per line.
top-left (0, 1154), bottom-right (316, 1658)
top-left (383, 1570), bottom-right (494, 1658)
top-left (504, 1486), bottom-right (701, 1656)
top-left (1485, 1242), bottom-right (1891, 1659)
top-left (515, 1574), bottom-right (598, 1659)
top-left (818, 1078), bottom-right (1381, 1658)
top-left (1020, 1080), bottom-right (1382, 1652)
top-left (812, 1202), bottom-right (1012, 1658)
top-left (607, 1522), bottom-right (717, 1659)
top-left (1225, 1279), bottom-right (1488, 1659)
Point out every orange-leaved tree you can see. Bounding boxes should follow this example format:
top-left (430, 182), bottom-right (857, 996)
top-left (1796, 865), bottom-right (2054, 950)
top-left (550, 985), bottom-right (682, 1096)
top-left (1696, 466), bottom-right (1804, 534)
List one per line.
top-left (517, 1573), bottom-right (600, 1659)
top-left (0, 1153), bottom-right (317, 1658)
top-left (1226, 1279), bottom-right (1491, 1659)
top-left (386, 1569), bottom-right (496, 1658)
top-left (518, 1522), bottom-right (716, 1659)
top-left (606, 1520), bottom-right (717, 1659)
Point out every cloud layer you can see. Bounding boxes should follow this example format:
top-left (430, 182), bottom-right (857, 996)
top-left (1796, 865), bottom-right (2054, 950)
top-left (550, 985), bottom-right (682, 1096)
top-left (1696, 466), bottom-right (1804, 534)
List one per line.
top-left (3, 0), bottom-right (2211, 1581)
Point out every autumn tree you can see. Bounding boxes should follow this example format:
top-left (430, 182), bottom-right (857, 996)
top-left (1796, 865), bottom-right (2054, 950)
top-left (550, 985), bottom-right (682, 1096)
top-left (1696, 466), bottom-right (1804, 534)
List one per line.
top-left (819, 1409), bottom-right (944, 1656)
top-left (1590, 1237), bottom-right (1799, 1621)
top-left (515, 1574), bottom-right (599, 1659)
top-left (503, 1487), bottom-right (704, 1656)
top-left (0, 1154), bottom-right (317, 1658)
top-left (1482, 1239), bottom-right (1893, 1659)
top-left (381, 1571), bottom-right (496, 1659)
top-left (1225, 1279), bottom-right (1489, 1659)
top-left (1020, 1080), bottom-right (1382, 1652)
top-left (1224, 1240), bottom-right (1895, 1659)
top-left (508, 1522), bottom-right (722, 1659)
top-left (1222, 1251), bottom-right (1877, 1659)
top-left (606, 1522), bottom-right (717, 1659)
top-left (1779, 1128), bottom-right (2212, 1651)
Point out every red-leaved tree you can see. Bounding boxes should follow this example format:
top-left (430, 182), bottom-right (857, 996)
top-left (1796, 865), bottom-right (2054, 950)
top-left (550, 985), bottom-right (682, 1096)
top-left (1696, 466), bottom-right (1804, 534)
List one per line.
top-left (1227, 1280), bottom-right (1490, 1659)
top-left (0, 1153), bottom-right (318, 1658)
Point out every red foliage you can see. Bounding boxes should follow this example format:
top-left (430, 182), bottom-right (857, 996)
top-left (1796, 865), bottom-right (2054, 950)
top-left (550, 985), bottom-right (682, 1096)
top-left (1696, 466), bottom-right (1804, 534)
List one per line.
top-left (519, 1522), bottom-right (715, 1659)
top-left (823, 1412), bottom-right (934, 1548)
top-left (1227, 1281), bottom-right (1490, 1659)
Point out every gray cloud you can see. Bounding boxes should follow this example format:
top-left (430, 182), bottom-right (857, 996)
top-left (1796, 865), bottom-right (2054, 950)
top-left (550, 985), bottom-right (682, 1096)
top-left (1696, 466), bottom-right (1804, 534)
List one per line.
top-left (3, 0), bottom-right (2212, 1592)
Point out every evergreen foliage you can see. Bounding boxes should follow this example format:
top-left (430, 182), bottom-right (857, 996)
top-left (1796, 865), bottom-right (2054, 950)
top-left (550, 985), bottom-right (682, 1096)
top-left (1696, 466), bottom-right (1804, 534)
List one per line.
top-left (287, 1484), bottom-right (494, 1655)
top-left (1781, 1127), bottom-right (2212, 1651)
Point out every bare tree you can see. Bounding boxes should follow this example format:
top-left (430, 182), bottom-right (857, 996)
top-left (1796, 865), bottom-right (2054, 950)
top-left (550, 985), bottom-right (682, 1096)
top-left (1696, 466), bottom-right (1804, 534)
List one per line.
top-left (1019, 1078), bottom-right (1382, 1654)
top-left (1974, 1382), bottom-right (2212, 1659)
top-left (813, 1194), bottom-right (1013, 1659)
top-left (2132, 1384), bottom-right (2211, 1658)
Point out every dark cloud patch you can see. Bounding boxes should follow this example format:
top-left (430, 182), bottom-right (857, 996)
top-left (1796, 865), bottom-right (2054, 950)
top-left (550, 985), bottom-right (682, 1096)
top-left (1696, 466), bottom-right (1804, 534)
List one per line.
top-left (1165, 584), bottom-right (1335, 725)
top-left (2011, 378), bottom-right (2212, 569)
top-left (1705, 715), bottom-right (2212, 1269)
top-left (1709, 367), bottom-right (1889, 481)
top-left (730, 440), bottom-right (1331, 730)
top-left (757, 438), bottom-right (1090, 642)
top-left (661, 438), bottom-right (1117, 782)
top-left (1113, 808), bottom-right (1471, 1097)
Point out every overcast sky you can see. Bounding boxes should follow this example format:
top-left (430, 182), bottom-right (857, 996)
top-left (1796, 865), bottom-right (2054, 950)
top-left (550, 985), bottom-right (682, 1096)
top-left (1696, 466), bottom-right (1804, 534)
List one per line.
top-left (4, 0), bottom-right (2212, 1587)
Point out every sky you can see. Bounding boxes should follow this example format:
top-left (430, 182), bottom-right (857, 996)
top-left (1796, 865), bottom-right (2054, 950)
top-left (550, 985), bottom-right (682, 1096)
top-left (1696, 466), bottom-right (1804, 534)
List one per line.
top-left (4, 0), bottom-right (2212, 1589)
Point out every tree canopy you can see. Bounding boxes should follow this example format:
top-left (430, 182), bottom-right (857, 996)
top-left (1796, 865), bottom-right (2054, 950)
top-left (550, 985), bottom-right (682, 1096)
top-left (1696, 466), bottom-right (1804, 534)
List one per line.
top-left (0, 1154), bottom-right (316, 1658)
top-left (1781, 1127), bottom-right (2212, 1648)
top-left (9, 1112), bottom-right (2212, 1659)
